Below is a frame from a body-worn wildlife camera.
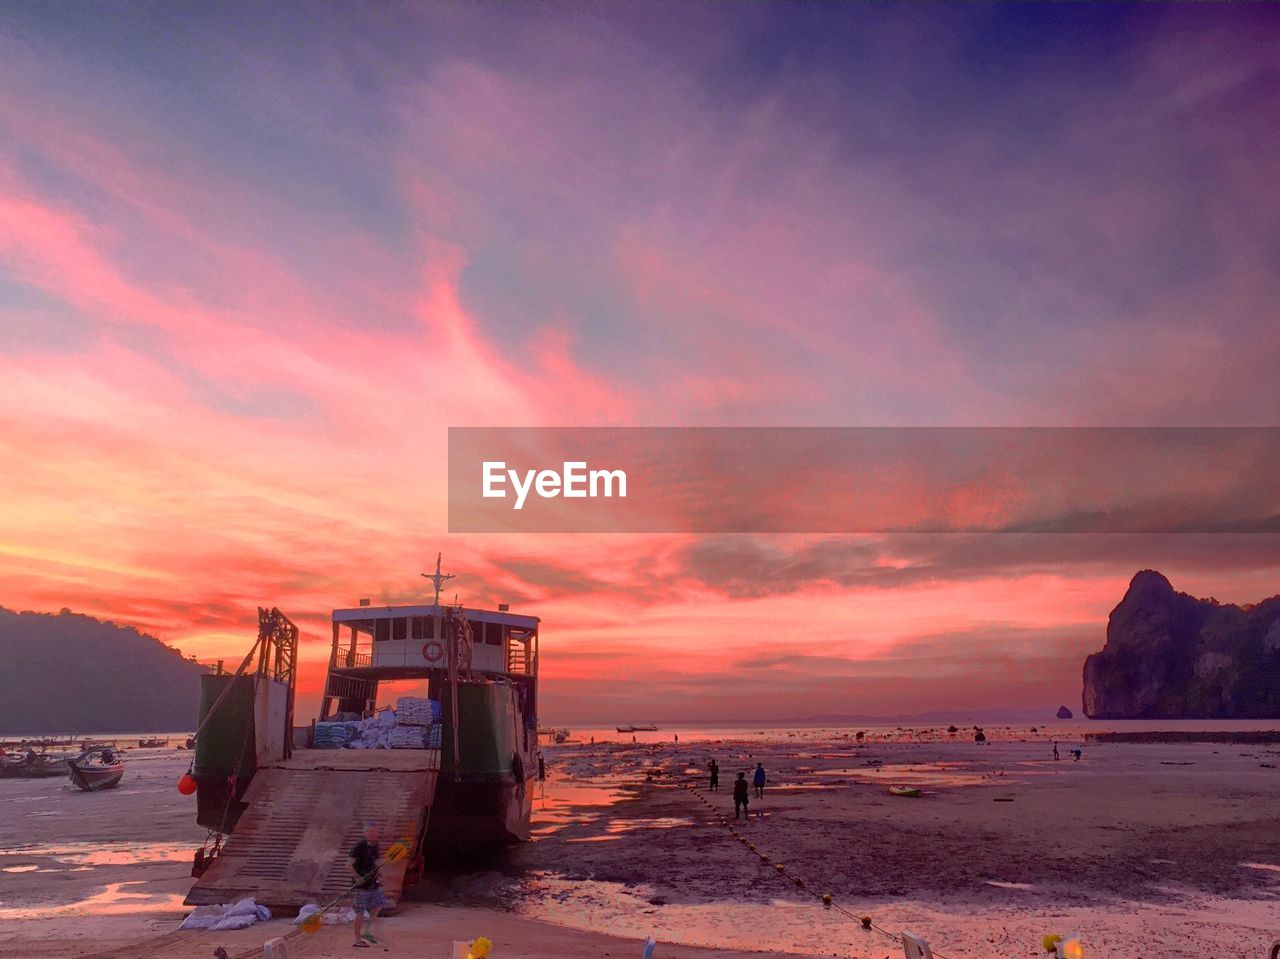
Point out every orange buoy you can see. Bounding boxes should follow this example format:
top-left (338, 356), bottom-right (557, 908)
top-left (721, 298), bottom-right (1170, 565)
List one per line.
top-left (178, 773), bottom-right (197, 795)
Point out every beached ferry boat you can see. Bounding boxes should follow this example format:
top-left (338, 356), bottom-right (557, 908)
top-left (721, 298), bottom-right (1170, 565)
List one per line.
top-left (318, 576), bottom-right (540, 848)
top-left (186, 558), bottom-right (539, 910)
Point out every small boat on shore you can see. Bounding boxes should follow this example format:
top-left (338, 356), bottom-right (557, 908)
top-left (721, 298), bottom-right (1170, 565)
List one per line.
top-left (68, 747), bottom-right (125, 791)
top-left (0, 751), bottom-right (73, 778)
top-left (137, 737), bottom-right (168, 748)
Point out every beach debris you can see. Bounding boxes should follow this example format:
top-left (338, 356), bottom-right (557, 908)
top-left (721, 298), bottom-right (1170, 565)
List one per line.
top-left (263, 937), bottom-right (292, 958)
top-left (901, 931), bottom-right (933, 959)
top-left (860, 915), bottom-right (872, 929)
top-left (822, 893), bottom-right (832, 906)
top-left (452, 937), bottom-right (494, 959)
top-left (642, 936), bottom-right (656, 959)
top-left (292, 903), bottom-right (355, 926)
top-left (888, 785), bottom-right (922, 798)
top-left (1042, 934), bottom-right (1062, 952)
top-left (1053, 933), bottom-right (1083, 959)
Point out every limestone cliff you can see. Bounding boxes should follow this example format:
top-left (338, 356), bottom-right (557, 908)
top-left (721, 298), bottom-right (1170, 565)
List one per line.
top-left (1083, 571), bottom-right (1280, 718)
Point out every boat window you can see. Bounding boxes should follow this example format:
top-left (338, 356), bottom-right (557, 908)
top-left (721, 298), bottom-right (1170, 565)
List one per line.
top-left (374, 619), bottom-right (391, 643)
top-left (392, 617), bottom-right (407, 641)
top-left (483, 623), bottom-right (501, 645)
top-left (411, 616), bottom-right (428, 640)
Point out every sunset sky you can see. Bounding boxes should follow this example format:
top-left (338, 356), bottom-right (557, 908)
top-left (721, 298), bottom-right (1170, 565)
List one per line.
top-left (1, 3), bottom-right (1278, 723)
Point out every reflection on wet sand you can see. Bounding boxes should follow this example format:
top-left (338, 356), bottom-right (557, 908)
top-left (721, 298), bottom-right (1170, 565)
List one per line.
top-left (0, 880), bottom-right (187, 919)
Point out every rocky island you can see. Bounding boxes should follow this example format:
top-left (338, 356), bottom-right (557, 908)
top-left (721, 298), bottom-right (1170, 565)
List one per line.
top-left (1083, 571), bottom-right (1280, 719)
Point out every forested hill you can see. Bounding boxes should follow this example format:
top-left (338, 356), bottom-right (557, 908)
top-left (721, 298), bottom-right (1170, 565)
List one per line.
top-left (0, 606), bottom-right (205, 733)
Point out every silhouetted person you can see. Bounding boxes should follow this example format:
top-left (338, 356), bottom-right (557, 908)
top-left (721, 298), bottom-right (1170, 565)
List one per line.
top-left (1053, 742), bottom-right (1059, 761)
top-left (733, 772), bottom-right (749, 819)
top-left (708, 759), bottom-right (719, 791)
top-left (752, 762), bottom-right (766, 799)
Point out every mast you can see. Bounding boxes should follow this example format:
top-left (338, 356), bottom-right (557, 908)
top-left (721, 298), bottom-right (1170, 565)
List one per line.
top-left (420, 552), bottom-right (455, 607)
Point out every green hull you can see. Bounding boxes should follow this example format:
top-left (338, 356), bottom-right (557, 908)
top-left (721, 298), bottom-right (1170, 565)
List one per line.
top-left (429, 680), bottom-right (535, 849)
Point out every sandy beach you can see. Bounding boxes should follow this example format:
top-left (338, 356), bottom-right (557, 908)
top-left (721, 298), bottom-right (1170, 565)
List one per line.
top-left (3, 729), bottom-right (1280, 958)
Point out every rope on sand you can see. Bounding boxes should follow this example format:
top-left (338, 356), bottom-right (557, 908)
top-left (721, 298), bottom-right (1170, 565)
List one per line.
top-left (683, 783), bottom-right (953, 959)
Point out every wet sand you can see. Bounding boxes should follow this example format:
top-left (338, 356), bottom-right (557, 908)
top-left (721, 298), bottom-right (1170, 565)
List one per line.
top-left (3, 732), bottom-right (1280, 957)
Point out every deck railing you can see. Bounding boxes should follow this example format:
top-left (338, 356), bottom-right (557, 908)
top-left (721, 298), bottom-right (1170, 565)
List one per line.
top-left (332, 643), bottom-right (373, 670)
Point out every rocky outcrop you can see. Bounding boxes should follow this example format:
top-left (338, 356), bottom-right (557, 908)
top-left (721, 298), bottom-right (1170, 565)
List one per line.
top-left (1056, 705), bottom-right (1073, 719)
top-left (1083, 571), bottom-right (1280, 719)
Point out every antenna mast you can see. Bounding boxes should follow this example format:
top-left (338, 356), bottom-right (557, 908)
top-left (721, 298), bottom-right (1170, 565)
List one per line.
top-left (421, 552), bottom-right (456, 607)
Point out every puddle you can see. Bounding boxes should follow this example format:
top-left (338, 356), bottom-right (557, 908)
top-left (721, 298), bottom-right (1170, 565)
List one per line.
top-left (0, 881), bottom-right (187, 918)
top-left (531, 779), bottom-right (628, 839)
top-left (818, 762), bottom-right (1013, 788)
top-left (606, 817), bottom-right (693, 834)
top-left (0, 842), bottom-right (193, 867)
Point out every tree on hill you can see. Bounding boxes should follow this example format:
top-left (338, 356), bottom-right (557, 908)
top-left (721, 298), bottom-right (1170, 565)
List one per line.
top-left (0, 606), bottom-right (207, 733)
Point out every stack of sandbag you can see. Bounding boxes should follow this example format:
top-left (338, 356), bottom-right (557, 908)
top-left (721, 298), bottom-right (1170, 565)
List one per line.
top-left (395, 696), bottom-right (441, 726)
top-left (313, 722), bottom-right (357, 749)
top-left (347, 709), bottom-right (397, 749)
top-left (389, 724), bottom-right (425, 749)
top-left (423, 723), bottom-right (443, 749)
top-left (179, 898), bottom-right (270, 931)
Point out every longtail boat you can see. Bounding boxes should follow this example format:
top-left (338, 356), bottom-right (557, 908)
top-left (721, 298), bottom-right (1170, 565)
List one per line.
top-left (68, 747), bottom-right (125, 791)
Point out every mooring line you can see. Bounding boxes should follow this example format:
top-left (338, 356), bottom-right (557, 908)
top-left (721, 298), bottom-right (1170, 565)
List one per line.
top-left (682, 782), bottom-right (953, 959)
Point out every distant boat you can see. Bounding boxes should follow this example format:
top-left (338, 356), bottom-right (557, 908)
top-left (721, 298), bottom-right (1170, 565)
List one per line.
top-left (616, 725), bottom-right (634, 733)
top-left (615, 724), bottom-right (658, 733)
top-left (68, 747), bottom-right (125, 792)
top-left (137, 737), bottom-right (168, 748)
top-left (0, 752), bottom-right (72, 778)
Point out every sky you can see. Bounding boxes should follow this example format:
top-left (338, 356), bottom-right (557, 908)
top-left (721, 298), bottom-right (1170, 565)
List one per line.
top-left (1, 2), bottom-right (1278, 723)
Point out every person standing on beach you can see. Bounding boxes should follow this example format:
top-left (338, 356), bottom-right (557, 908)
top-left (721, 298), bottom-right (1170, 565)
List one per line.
top-left (733, 772), bottom-right (749, 819)
top-left (349, 821), bottom-right (386, 947)
top-left (708, 758), bottom-right (719, 791)
top-left (1053, 741), bottom-right (1059, 761)
top-left (752, 762), bottom-right (766, 799)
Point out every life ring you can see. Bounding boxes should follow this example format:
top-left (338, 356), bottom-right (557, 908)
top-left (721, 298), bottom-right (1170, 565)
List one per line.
top-left (423, 641), bottom-right (444, 663)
